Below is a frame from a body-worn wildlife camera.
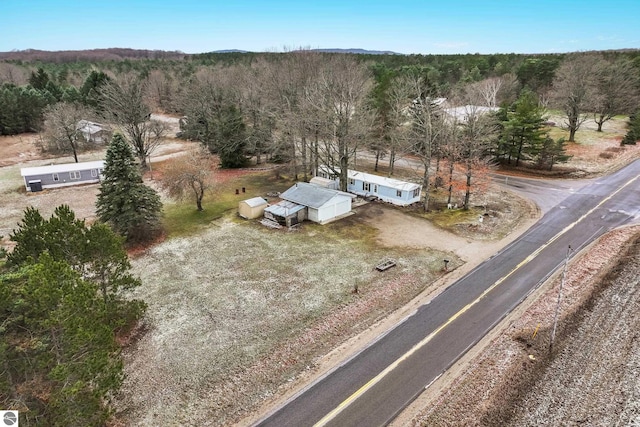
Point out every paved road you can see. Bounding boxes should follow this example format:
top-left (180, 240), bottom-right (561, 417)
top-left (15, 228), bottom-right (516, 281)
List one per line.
top-left (493, 174), bottom-right (593, 213)
top-left (256, 159), bottom-right (640, 427)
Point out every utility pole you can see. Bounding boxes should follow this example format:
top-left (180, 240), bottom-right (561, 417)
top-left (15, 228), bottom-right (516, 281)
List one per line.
top-left (550, 245), bottom-right (572, 352)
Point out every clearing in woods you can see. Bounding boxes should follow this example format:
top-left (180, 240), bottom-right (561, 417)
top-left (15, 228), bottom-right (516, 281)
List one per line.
top-left (0, 114), bottom-right (638, 426)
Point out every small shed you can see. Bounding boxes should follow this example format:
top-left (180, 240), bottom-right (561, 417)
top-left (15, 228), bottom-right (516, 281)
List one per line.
top-left (20, 160), bottom-right (105, 192)
top-left (238, 197), bottom-right (268, 219)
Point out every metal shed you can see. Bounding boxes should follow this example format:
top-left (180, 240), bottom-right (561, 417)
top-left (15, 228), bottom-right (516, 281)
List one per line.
top-left (238, 197), bottom-right (268, 219)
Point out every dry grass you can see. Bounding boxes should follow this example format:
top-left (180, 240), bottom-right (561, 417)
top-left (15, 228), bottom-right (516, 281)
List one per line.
top-left (115, 216), bottom-right (457, 425)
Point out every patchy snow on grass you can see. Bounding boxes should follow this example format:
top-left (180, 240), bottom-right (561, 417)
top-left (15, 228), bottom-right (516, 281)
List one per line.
top-left (118, 218), bottom-right (452, 425)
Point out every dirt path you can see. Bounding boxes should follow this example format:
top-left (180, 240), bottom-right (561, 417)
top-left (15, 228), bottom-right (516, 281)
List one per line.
top-left (361, 204), bottom-right (520, 263)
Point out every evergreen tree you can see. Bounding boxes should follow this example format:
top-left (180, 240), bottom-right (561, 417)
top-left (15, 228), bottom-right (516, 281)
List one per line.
top-left (1, 254), bottom-right (124, 425)
top-left (7, 204), bottom-right (146, 327)
top-left (621, 110), bottom-right (640, 145)
top-left (0, 83), bottom-right (53, 135)
top-left (28, 67), bottom-right (50, 90)
top-left (213, 104), bottom-right (248, 168)
top-left (80, 70), bottom-right (110, 107)
top-left (498, 91), bottom-right (547, 166)
top-left (536, 136), bottom-right (572, 170)
top-left (96, 133), bottom-right (163, 243)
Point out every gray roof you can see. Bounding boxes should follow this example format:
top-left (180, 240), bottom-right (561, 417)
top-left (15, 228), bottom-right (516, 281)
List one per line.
top-left (21, 160), bottom-right (105, 177)
top-left (264, 200), bottom-right (305, 217)
top-left (280, 182), bottom-right (354, 208)
top-left (77, 120), bottom-right (105, 135)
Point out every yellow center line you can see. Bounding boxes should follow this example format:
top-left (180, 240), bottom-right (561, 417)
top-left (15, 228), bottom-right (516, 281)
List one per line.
top-left (313, 174), bottom-right (639, 427)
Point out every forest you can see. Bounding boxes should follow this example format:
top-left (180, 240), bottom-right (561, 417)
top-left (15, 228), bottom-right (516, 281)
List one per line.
top-left (1, 49), bottom-right (639, 211)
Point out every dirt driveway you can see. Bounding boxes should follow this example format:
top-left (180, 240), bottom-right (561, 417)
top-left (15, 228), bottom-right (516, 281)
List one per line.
top-left (355, 202), bottom-right (536, 266)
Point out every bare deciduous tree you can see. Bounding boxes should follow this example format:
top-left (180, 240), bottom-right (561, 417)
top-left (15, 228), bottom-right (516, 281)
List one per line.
top-left (385, 73), bottom-right (421, 176)
top-left (161, 147), bottom-right (214, 211)
top-left (145, 69), bottom-right (179, 114)
top-left (454, 105), bottom-right (498, 210)
top-left (305, 55), bottom-right (372, 191)
top-left (469, 77), bottom-right (504, 108)
top-left (0, 63), bottom-right (28, 85)
top-left (551, 55), bottom-right (603, 142)
top-left (407, 90), bottom-right (450, 212)
top-left (593, 58), bottom-right (639, 132)
top-left (40, 102), bottom-right (95, 162)
top-left (100, 75), bottom-right (168, 168)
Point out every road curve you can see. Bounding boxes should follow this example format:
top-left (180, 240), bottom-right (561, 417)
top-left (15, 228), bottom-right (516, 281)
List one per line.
top-left (256, 159), bottom-right (640, 427)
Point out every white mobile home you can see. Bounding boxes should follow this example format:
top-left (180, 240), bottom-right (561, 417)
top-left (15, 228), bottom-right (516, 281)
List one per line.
top-left (317, 167), bottom-right (422, 206)
top-left (20, 160), bottom-right (105, 192)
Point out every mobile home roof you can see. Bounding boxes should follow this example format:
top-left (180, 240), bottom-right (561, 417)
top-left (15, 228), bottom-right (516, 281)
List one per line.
top-left (347, 170), bottom-right (420, 191)
top-left (21, 160), bottom-right (105, 177)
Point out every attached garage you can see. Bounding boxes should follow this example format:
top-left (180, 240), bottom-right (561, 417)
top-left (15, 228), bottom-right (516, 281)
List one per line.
top-left (238, 197), bottom-right (268, 219)
top-left (279, 182), bottom-right (355, 225)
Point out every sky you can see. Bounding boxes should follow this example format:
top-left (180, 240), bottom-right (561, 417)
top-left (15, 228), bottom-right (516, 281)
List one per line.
top-left (2, 0), bottom-right (639, 55)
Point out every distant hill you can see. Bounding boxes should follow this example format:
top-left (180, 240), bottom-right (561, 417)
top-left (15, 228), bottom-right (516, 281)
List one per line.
top-left (211, 49), bottom-right (251, 54)
top-left (0, 48), bottom-right (187, 62)
top-left (2, 47), bottom-right (636, 63)
top-left (308, 48), bottom-right (400, 55)
top-left (0, 47), bottom-right (400, 62)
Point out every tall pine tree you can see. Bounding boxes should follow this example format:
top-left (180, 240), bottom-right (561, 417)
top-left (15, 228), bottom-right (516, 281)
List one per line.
top-left (498, 90), bottom-right (547, 166)
top-left (96, 133), bottom-right (163, 243)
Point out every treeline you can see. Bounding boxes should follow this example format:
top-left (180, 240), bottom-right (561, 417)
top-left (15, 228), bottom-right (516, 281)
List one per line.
top-left (1, 49), bottom-right (639, 210)
top-left (0, 48), bottom-right (187, 63)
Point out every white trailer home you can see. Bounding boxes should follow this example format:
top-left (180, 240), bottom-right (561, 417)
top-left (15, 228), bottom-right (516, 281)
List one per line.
top-left (317, 167), bottom-right (422, 206)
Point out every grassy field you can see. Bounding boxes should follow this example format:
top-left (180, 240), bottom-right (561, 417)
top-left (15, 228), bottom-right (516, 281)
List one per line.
top-left (158, 166), bottom-right (294, 237)
top-left (119, 211), bottom-right (455, 425)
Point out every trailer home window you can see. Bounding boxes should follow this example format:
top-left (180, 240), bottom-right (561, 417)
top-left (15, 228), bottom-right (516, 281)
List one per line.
top-left (52, 173), bottom-right (59, 181)
top-left (91, 169), bottom-right (98, 177)
top-left (363, 182), bottom-right (370, 192)
top-left (412, 188), bottom-right (420, 198)
top-left (396, 190), bottom-right (402, 197)
top-left (70, 171), bottom-right (81, 180)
